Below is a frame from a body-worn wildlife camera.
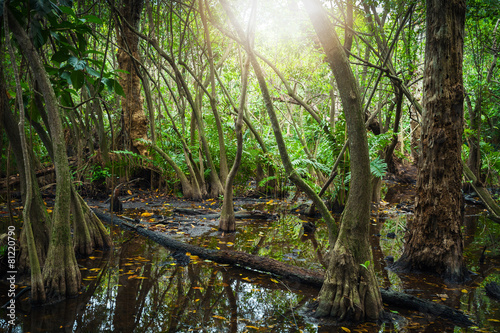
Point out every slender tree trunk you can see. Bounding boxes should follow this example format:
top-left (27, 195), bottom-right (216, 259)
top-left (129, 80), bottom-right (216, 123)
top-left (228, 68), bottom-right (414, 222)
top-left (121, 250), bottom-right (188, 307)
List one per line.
top-left (0, 75), bottom-right (50, 274)
top-left (3, 8), bottom-right (45, 303)
top-left (304, 0), bottom-right (383, 321)
top-left (219, 55), bottom-right (250, 232)
top-left (8, 9), bottom-right (81, 299)
top-left (220, 0), bottom-right (338, 244)
top-left (393, 0), bottom-right (468, 283)
top-left (199, 0), bottom-right (229, 186)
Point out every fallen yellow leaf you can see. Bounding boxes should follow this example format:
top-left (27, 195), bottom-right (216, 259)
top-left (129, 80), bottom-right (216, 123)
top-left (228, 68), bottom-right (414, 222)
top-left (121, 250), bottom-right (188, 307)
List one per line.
top-left (212, 315), bottom-right (227, 320)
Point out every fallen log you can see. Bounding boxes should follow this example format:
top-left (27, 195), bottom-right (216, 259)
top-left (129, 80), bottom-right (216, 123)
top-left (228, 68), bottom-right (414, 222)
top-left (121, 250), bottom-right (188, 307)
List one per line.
top-left (485, 282), bottom-right (500, 301)
top-left (463, 163), bottom-right (500, 221)
top-left (93, 208), bottom-right (474, 327)
top-left (0, 159), bottom-right (77, 189)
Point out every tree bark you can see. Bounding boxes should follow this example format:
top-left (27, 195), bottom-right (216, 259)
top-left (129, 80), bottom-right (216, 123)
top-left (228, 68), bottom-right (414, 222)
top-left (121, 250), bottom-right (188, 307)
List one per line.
top-left (393, 0), bottom-right (468, 283)
top-left (219, 55), bottom-right (250, 232)
top-left (0, 70), bottom-right (50, 274)
top-left (3, 6), bottom-right (46, 303)
top-left (8, 9), bottom-right (81, 299)
top-left (304, 0), bottom-right (383, 321)
top-left (116, 0), bottom-right (149, 156)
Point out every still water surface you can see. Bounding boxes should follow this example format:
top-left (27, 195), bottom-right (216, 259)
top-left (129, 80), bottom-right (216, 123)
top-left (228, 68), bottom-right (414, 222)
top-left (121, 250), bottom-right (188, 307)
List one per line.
top-left (1, 202), bottom-right (500, 332)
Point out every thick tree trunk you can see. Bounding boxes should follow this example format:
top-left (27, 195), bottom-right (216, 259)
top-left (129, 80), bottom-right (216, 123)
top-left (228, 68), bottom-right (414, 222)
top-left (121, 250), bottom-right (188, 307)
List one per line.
top-left (393, 0), bottom-right (468, 283)
top-left (116, 0), bottom-right (149, 156)
top-left (304, 0), bottom-right (383, 321)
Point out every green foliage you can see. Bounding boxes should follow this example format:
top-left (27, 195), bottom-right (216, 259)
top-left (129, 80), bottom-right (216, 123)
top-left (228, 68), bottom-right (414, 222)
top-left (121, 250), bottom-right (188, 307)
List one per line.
top-left (370, 157), bottom-right (388, 178)
top-left (90, 165), bottom-right (110, 183)
top-left (360, 260), bottom-right (371, 270)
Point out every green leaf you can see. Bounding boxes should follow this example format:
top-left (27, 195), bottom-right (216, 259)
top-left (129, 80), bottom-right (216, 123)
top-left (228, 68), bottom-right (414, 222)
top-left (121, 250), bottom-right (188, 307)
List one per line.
top-left (68, 56), bottom-right (87, 71)
top-left (370, 157), bottom-right (388, 178)
top-left (70, 71), bottom-right (85, 90)
top-left (82, 14), bottom-right (103, 24)
top-left (58, 6), bottom-right (75, 17)
top-left (61, 71), bottom-right (72, 85)
top-left (86, 67), bottom-right (101, 78)
top-left (51, 49), bottom-right (71, 63)
top-left (114, 80), bottom-right (125, 97)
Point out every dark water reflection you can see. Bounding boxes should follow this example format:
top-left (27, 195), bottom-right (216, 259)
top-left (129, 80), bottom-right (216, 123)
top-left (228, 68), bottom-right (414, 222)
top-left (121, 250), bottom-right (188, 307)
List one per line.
top-left (1, 204), bottom-right (500, 332)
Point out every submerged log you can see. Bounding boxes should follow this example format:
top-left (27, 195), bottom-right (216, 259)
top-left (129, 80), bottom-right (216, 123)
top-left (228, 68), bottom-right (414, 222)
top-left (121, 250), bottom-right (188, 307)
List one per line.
top-left (93, 208), bottom-right (474, 327)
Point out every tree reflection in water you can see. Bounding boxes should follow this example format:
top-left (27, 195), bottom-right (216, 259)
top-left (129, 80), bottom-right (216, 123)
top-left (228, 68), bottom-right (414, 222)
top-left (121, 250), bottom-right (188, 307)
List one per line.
top-left (2, 210), bottom-right (500, 332)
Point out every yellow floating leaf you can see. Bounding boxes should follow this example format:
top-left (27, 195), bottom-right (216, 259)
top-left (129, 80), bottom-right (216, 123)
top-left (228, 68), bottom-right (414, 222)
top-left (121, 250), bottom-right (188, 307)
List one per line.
top-left (128, 275), bottom-right (138, 279)
top-left (487, 319), bottom-right (500, 322)
top-left (47, 209), bottom-right (53, 213)
top-left (227, 242), bottom-right (234, 246)
top-left (141, 212), bottom-right (153, 217)
top-left (242, 277), bottom-right (252, 282)
top-left (88, 256), bottom-right (97, 260)
top-left (246, 326), bottom-right (260, 330)
top-left (134, 276), bottom-right (148, 279)
top-left (127, 190), bottom-right (132, 195)
top-left (177, 231), bottom-right (184, 234)
top-left (270, 278), bottom-right (279, 284)
top-left (461, 289), bottom-right (468, 293)
top-left (341, 327), bottom-right (351, 333)
top-left (212, 315), bottom-right (227, 321)
top-left (89, 268), bottom-right (101, 272)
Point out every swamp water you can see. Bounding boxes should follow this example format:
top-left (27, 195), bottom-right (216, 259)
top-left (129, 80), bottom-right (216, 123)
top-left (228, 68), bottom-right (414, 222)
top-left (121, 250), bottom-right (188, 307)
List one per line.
top-left (1, 200), bottom-right (500, 332)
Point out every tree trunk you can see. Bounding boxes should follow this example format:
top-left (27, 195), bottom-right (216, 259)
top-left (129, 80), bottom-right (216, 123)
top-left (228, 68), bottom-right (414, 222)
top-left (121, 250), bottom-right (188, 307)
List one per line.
top-left (0, 72), bottom-right (50, 274)
top-left (393, 0), bottom-right (468, 283)
top-left (3, 9), bottom-right (46, 303)
top-left (304, 0), bottom-right (383, 321)
top-left (219, 54), bottom-right (250, 232)
top-left (221, 0), bottom-right (339, 244)
top-left (116, 0), bottom-right (149, 156)
top-left (8, 9), bottom-right (81, 299)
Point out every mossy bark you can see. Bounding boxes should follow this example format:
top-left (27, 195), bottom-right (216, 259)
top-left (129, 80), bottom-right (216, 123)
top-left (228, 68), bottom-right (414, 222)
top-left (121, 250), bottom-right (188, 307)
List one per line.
top-left (304, 0), bottom-right (383, 321)
top-left (8, 9), bottom-right (81, 299)
top-left (0, 73), bottom-right (50, 273)
top-left (72, 185), bottom-right (112, 257)
top-left (3, 8), bottom-right (46, 303)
